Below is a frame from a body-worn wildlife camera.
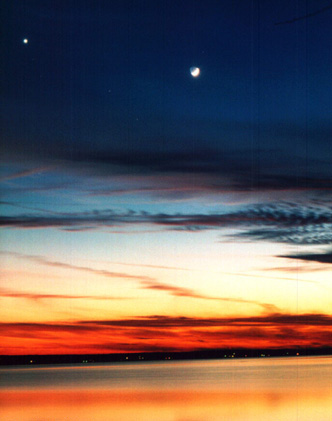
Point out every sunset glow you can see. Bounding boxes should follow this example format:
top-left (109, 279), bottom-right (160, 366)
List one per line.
top-left (1, 0), bottom-right (331, 357)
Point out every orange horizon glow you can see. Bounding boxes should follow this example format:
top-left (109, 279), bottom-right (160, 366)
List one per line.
top-left (1, 313), bottom-right (331, 355)
top-left (1, 247), bottom-right (332, 355)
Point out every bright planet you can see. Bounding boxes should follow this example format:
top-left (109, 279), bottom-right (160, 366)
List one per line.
top-left (190, 66), bottom-right (200, 77)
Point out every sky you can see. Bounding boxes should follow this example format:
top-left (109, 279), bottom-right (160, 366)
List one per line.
top-left (0, 0), bottom-right (332, 355)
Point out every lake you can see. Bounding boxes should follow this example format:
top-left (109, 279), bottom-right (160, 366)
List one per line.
top-left (1, 356), bottom-right (331, 420)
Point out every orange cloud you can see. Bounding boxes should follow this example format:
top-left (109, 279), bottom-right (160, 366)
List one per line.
top-left (0, 288), bottom-right (130, 301)
top-left (1, 313), bottom-right (331, 355)
top-left (1, 253), bottom-right (280, 310)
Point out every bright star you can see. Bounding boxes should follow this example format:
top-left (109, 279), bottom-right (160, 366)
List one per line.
top-left (23, 39), bottom-right (28, 44)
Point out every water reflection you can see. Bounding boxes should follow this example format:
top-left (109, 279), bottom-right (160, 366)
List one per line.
top-left (1, 357), bottom-right (331, 421)
top-left (1, 389), bottom-right (331, 421)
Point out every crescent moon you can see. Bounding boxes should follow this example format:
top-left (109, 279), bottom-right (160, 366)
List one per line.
top-left (190, 67), bottom-right (200, 77)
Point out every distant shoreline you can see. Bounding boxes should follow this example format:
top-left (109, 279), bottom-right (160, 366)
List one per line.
top-left (1, 347), bottom-right (331, 367)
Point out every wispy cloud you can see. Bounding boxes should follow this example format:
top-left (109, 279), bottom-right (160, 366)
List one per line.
top-left (1, 251), bottom-right (155, 282)
top-left (1, 202), bottom-right (332, 246)
top-left (0, 287), bottom-right (130, 301)
top-left (265, 265), bottom-right (326, 274)
top-left (105, 261), bottom-right (192, 272)
top-left (3, 122), bottom-right (332, 194)
top-left (275, 2), bottom-right (332, 25)
top-left (0, 200), bottom-right (68, 216)
top-left (0, 166), bottom-right (52, 182)
top-left (86, 313), bottom-right (332, 328)
top-left (99, 260), bottom-right (319, 283)
top-left (57, 139), bottom-right (332, 192)
top-left (279, 250), bottom-right (332, 265)
top-left (141, 280), bottom-right (279, 312)
top-left (1, 251), bottom-right (279, 310)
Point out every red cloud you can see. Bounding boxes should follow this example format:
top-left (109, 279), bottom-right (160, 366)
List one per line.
top-left (1, 313), bottom-right (331, 355)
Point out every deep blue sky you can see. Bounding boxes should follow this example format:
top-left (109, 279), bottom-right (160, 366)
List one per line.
top-left (1, 0), bottom-right (332, 258)
top-left (2, 0), bottom-right (331, 187)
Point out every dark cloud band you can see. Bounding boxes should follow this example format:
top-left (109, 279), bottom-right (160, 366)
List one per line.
top-left (280, 250), bottom-right (332, 265)
top-left (1, 202), bottom-right (332, 246)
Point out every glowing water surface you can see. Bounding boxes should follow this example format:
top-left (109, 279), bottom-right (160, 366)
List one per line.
top-left (1, 356), bottom-right (331, 420)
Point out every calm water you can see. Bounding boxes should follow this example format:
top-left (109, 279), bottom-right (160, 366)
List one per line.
top-left (0, 356), bottom-right (331, 420)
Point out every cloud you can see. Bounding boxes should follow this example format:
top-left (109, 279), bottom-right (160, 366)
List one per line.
top-left (141, 280), bottom-right (279, 312)
top-left (87, 185), bottom-right (205, 198)
top-left (2, 251), bottom-right (155, 282)
top-left (104, 261), bottom-right (318, 283)
top-left (265, 265), bottom-right (325, 273)
top-left (275, 2), bottom-right (332, 25)
top-left (0, 166), bottom-right (52, 182)
top-left (86, 313), bottom-right (332, 328)
top-left (0, 287), bottom-right (130, 301)
top-left (1, 313), bottom-right (332, 354)
top-left (228, 202), bottom-right (332, 245)
top-left (106, 261), bottom-right (192, 272)
top-left (0, 200), bottom-right (70, 216)
top-left (2, 313), bottom-right (332, 331)
top-left (65, 147), bottom-right (332, 197)
top-left (1, 202), bottom-right (332, 246)
top-left (235, 227), bottom-right (332, 245)
top-left (279, 250), bottom-right (332, 265)
top-left (3, 117), bottom-right (332, 195)
top-left (1, 251), bottom-right (279, 310)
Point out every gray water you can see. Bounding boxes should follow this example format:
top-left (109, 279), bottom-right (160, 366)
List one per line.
top-left (1, 356), bottom-right (331, 421)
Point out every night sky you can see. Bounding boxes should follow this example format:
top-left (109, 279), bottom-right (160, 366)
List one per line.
top-left (1, 0), bottom-right (332, 355)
